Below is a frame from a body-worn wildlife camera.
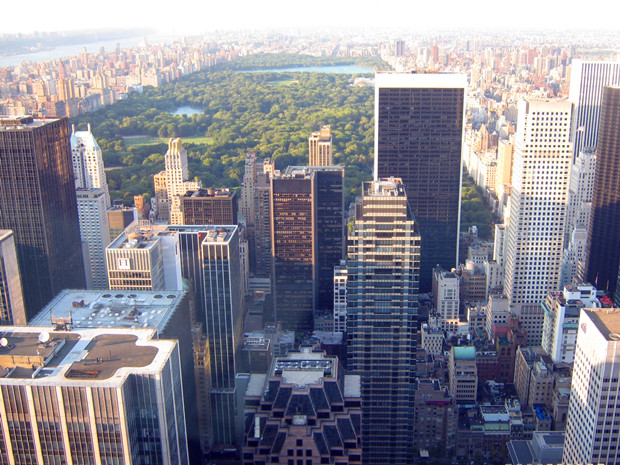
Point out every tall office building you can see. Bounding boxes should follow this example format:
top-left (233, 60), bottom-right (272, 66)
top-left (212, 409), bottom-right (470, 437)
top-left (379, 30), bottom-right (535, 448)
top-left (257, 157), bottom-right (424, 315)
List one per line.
top-left (71, 125), bottom-right (111, 288)
top-left (76, 188), bottom-right (110, 289)
top-left (308, 125), bottom-right (333, 166)
top-left (374, 73), bottom-right (466, 292)
top-left (0, 230), bottom-right (26, 325)
top-left (569, 59), bottom-right (620, 159)
top-left (0, 116), bottom-right (85, 318)
top-left (563, 308), bottom-right (620, 464)
top-left (561, 150), bottom-right (596, 286)
top-left (154, 138), bottom-right (201, 224)
top-left (70, 123), bottom-right (110, 206)
top-left (0, 326), bottom-right (189, 464)
top-left (106, 223), bottom-right (183, 291)
top-left (587, 86), bottom-right (620, 295)
top-left (202, 226), bottom-right (244, 449)
top-left (503, 99), bottom-right (573, 314)
top-left (270, 167), bottom-right (344, 333)
top-left (181, 188), bottom-right (237, 225)
top-left (346, 178), bottom-right (420, 465)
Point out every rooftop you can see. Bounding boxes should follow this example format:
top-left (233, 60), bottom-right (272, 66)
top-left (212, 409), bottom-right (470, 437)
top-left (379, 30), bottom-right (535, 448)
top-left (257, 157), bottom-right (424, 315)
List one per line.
top-left (0, 115), bottom-right (55, 129)
top-left (31, 289), bottom-right (186, 331)
top-left (453, 346), bottom-right (476, 360)
top-left (0, 326), bottom-right (175, 386)
top-left (184, 187), bottom-right (235, 199)
top-left (272, 348), bottom-right (337, 388)
top-left (584, 308), bottom-right (620, 340)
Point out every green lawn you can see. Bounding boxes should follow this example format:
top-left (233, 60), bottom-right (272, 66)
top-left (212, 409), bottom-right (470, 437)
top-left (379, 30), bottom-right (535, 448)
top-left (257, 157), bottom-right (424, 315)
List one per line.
top-left (268, 79), bottom-right (299, 86)
top-left (122, 135), bottom-right (214, 146)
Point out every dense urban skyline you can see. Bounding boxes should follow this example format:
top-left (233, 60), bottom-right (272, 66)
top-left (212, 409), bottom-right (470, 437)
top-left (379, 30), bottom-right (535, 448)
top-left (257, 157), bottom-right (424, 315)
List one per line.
top-left (2, 17), bottom-right (620, 465)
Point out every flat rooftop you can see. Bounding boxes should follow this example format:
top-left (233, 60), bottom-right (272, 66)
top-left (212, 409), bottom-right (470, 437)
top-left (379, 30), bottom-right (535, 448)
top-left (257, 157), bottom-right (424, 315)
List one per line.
top-left (0, 115), bottom-right (57, 130)
top-left (585, 308), bottom-right (620, 340)
top-left (0, 326), bottom-right (175, 386)
top-left (272, 348), bottom-right (337, 388)
top-left (184, 188), bottom-right (235, 198)
top-left (31, 289), bottom-right (186, 331)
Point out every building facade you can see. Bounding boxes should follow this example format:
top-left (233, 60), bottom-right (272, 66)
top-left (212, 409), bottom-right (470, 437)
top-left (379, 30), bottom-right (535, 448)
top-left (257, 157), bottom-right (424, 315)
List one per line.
top-left (76, 188), bottom-right (111, 289)
top-left (181, 188), bottom-right (237, 225)
top-left (0, 230), bottom-right (26, 325)
top-left (503, 99), bottom-right (573, 317)
top-left (202, 226), bottom-right (244, 449)
top-left (308, 125), bottom-right (333, 166)
top-left (569, 59), bottom-right (620, 159)
top-left (243, 348), bottom-right (361, 465)
top-left (374, 73), bottom-right (466, 292)
top-left (0, 326), bottom-right (189, 464)
top-left (0, 116), bottom-right (85, 318)
top-left (587, 86), bottom-right (620, 295)
top-left (346, 178), bottom-right (420, 465)
top-left (563, 308), bottom-right (620, 464)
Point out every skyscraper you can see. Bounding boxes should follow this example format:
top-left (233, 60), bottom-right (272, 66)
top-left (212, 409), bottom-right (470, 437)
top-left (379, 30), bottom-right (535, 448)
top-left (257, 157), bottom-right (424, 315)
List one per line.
top-left (155, 138), bottom-right (201, 224)
top-left (569, 59), bottom-right (620, 158)
top-left (308, 125), bottom-right (333, 166)
top-left (270, 167), bottom-right (344, 334)
top-left (587, 86), bottom-right (620, 295)
top-left (0, 230), bottom-right (26, 325)
top-left (0, 116), bottom-right (85, 318)
top-left (71, 125), bottom-right (111, 288)
top-left (70, 123), bottom-right (110, 205)
top-left (0, 326), bottom-right (189, 464)
top-left (374, 73), bottom-right (466, 292)
top-left (202, 226), bottom-right (243, 449)
top-left (346, 178), bottom-right (420, 465)
top-left (503, 99), bottom-right (573, 318)
top-left (181, 188), bottom-right (237, 225)
top-left (563, 308), bottom-right (620, 465)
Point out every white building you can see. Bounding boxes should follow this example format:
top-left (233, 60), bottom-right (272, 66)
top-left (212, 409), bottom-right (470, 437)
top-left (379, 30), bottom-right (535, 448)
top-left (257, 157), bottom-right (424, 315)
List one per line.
top-left (309, 125), bottom-right (333, 167)
top-left (76, 189), bottom-right (110, 289)
top-left (333, 260), bottom-right (347, 333)
top-left (71, 126), bottom-right (112, 289)
top-left (106, 223), bottom-right (183, 291)
top-left (541, 283), bottom-right (600, 363)
top-left (432, 267), bottom-right (460, 331)
top-left (70, 124), bottom-right (110, 206)
top-left (561, 150), bottom-right (596, 287)
top-left (503, 99), bottom-right (573, 319)
top-left (569, 59), bottom-right (620, 158)
top-left (0, 326), bottom-right (188, 464)
top-left (161, 138), bottom-right (201, 225)
top-left (484, 293), bottom-right (510, 340)
top-left (563, 308), bottom-right (620, 464)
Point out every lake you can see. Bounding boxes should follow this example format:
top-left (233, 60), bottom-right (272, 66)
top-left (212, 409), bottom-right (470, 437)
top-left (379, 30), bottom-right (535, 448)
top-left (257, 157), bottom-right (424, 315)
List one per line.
top-left (240, 65), bottom-right (375, 74)
top-left (171, 106), bottom-right (203, 116)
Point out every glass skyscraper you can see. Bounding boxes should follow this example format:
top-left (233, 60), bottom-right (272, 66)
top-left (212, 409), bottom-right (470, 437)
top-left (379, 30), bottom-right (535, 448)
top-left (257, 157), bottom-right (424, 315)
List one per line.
top-left (0, 116), bottom-right (85, 318)
top-left (374, 73), bottom-right (466, 292)
top-left (346, 178), bottom-right (420, 465)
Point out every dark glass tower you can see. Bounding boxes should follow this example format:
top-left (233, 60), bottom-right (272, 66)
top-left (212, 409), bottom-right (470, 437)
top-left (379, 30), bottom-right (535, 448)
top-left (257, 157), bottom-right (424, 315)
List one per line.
top-left (374, 73), bottom-right (466, 292)
top-left (0, 116), bottom-right (85, 318)
top-left (587, 86), bottom-right (620, 294)
top-left (346, 178), bottom-right (420, 465)
top-left (270, 166), bottom-right (344, 335)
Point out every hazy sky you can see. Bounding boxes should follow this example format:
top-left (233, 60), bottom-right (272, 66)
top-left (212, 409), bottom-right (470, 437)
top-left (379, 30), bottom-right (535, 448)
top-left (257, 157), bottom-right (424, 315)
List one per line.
top-left (4, 0), bottom-right (619, 34)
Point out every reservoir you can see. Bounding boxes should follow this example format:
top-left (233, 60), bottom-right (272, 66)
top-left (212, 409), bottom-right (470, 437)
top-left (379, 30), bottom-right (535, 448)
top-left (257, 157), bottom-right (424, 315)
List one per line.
top-left (240, 65), bottom-right (374, 74)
